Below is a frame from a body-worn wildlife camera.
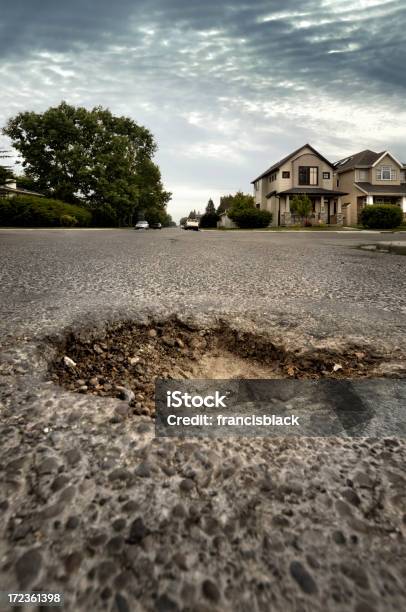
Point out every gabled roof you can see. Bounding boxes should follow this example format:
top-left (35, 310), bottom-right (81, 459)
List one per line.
top-left (333, 150), bottom-right (383, 172)
top-left (371, 151), bottom-right (404, 168)
top-left (251, 144), bottom-right (334, 184)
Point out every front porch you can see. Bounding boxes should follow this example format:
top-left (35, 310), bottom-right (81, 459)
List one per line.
top-left (279, 194), bottom-right (343, 227)
top-left (357, 194), bottom-right (406, 222)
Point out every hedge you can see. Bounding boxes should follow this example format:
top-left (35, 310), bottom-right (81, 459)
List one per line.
top-left (0, 195), bottom-right (92, 227)
top-left (360, 204), bottom-right (403, 229)
top-left (228, 207), bottom-right (272, 228)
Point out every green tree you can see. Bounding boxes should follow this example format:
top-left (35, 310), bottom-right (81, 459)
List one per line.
top-left (3, 102), bottom-right (170, 226)
top-left (180, 216), bottom-right (188, 227)
top-left (200, 198), bottom-right (219, 228)
top-left (217, 194), bottom-right (234, 214)
top-left (188, 210), bottom-right (197, 219)
top-left (226, 191), bottom-right (256, 213)
top-left (290, 195), bottom-right (312, 226)
top-left (206, 198), bottom-right (215, 214)
top-left (16, 173), bottom-right (40, 192)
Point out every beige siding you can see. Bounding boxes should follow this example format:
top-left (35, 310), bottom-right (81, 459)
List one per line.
top-left (355, 168), bottom-right (371, 182)
top-left (291, 150), bottom-right (334, 189)
top-left (335, 169), bottom-right (361, 225)
top-left (371, 154), bottom-right (402, 186)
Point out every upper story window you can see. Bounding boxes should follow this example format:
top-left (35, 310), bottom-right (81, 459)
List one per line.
top-left (358, 169), bottom-right (368, 181)
top-left (376, 165), bottom-right (397, 180)
top-left (269, 172), bottom-right (278, 182)
top-left (254, 181), bottom-right (259, 191)
top-left (400, 171), bottom-right (406, 183)
top-left (322, 172), bottom-right (330, 180)
top-left (299, 166), bottom-right (318, 186)
top-left (282, 171), bottom-right (290, 179)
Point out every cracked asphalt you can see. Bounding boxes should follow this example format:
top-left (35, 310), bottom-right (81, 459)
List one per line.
top-left (0, 228), bottom-right (406, 612)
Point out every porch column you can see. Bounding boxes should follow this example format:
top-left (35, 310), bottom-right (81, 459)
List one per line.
top-left (402, 196), bottom-right (406, 213)
top-left (319, 195), bottom-right (328, 224)
top-left (284, 194), bottom-right (291, 226)
top-left (337, 197), bottom-right (343, 225)
top-left (366, 195), bottom-right (373, 205)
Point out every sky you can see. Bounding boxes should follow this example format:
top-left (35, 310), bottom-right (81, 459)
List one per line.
top-left (1, 0), bottom-right (406, 221)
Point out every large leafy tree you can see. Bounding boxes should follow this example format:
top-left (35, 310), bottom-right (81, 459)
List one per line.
top-left (3, 102), bottom-right (171, 225)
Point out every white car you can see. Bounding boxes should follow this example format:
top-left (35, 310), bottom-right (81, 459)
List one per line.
top-left (134, 220), bottom-right (149, 230)
top-left (185, 219), bottom-right (199, 231)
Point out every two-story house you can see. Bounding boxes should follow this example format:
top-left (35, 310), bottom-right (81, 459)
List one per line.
top-left (252, 144), bottom-right (347, 227)
top-left (333, 150), bottom-right (406, 225)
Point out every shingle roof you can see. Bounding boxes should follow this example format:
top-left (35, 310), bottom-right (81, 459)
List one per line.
top-left (333, 150), bottom-right (383, 172)
top-left (355, 182), bottom-right (406, 195)
top-left (251, 144), bottom-right (334, 184)
top-left (268, 187), bottom-right (347, 198)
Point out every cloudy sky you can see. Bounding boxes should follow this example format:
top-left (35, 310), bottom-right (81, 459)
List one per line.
top-left (1, 0), bottom-right (406, 220)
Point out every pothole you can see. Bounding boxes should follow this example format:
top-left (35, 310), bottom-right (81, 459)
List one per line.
top-left (50, 318), bottom-right (406, 417)
top-left (359, 242), bottom-right (406, 255)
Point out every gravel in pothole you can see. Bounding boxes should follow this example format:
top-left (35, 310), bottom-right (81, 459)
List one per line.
top-left (50, 318), bottom-right (406, 417)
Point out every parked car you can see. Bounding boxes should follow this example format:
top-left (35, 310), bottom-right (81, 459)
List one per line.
top-left (134, 220), bottom-right (149, 230)
top-left (151, 222), bottom-right (162, 229)
top-left (185, 219), bottom-right (199, 231)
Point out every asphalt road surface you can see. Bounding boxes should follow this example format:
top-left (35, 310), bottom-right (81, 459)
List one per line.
top-left (1, 228), bottom-right (406, 341)
top-left (1, 228), bottom-right (406, 612)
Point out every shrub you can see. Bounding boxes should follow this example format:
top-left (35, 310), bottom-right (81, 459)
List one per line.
top-left (60, 214), bottom-right (78, 227)
top-left (228, 207), bottom-right (272, 228)
top-left (360, 204), bottom-right (403, 229)
top-left (291, 194), bottom-right (312, 225)
top-left (0, 195), bottom-right (91, 227)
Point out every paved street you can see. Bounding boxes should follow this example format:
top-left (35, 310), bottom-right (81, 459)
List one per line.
top-left (1, 228), bottom-right (406, 343)
top-left (1, 228), bottom-right (406, 612)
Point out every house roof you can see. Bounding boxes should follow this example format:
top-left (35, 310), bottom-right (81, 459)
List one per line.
top-left (251, 144), bottom-right (334, 184)
top-left (267, 187), bottom-right (347, 198)
top-left (333, 150), bottom-right (384, 172)
top-left (0, 185), bottom-right (45, 197)
top-left (332, 149), bottom-right (406, 173)
top-left (355, 182), bottom-right (406, 195)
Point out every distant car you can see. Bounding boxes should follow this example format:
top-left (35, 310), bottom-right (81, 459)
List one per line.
top-left (134, 220), bottom-right (149, 230)
top-left (185, 219), bottom-right (199, 231)
top-left (151, 222), bottom-right (162, 229)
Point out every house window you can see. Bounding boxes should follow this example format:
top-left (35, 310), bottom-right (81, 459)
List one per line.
top-left (269, 172), bottom-right (277, 182)
top-left (358, 169), bottom-right (368, 180)
top-left (299, 166), bottom-right (318, 186)
top-left (322, 172), bottom-right (330, 179)
top-left (376, 165), bottom-right (396, 180)
top-left (401, 171), bottom-right (406, 182)
top-left (256, 203), bottom-right (260, 209)
top-left (282, 171), bottom-right (290, 178)
top-left (254, 181), bottom-right (259, 191)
